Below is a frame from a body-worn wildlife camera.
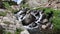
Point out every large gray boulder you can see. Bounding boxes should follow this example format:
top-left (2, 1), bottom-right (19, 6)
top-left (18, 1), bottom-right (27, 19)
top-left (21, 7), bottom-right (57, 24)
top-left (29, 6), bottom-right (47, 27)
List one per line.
top-left (26, 0), bottom-right (48, 8)
top-left (25, 0), bottom-right (60, 9)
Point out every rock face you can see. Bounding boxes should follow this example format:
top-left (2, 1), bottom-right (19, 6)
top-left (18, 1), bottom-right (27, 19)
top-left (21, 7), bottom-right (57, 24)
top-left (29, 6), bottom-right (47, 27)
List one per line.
top-left (26, 0), bottom-right (48, 7)
top-left (22, 14), bottom-right (36, 25)
top-left (25, 0), bottom-right (60, 9)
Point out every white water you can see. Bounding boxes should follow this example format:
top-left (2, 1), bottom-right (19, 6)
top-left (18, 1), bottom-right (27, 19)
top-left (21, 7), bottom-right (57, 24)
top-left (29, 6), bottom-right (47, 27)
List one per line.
top-left (35, 11), bottom-right (43, 24)
top-left (16, 10), bottom-right (43, 29)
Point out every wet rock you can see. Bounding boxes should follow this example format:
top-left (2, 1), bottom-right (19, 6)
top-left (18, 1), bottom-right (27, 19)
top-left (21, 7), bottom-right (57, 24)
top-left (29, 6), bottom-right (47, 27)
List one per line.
top-left (22, 14), bottom-right (36, 25)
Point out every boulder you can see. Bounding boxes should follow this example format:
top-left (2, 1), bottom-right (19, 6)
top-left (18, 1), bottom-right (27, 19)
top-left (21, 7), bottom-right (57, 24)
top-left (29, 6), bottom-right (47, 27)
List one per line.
top-left (22, 14), bottom-right (36, 25)
top-left (26, 0), bottom-right (48, 7)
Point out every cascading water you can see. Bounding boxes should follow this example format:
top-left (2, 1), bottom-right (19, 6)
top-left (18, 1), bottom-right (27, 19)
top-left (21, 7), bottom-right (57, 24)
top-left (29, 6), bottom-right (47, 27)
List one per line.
top-left (15, 8), bottom-right (43, 29)
top-left (15, 8), bottom-right (53, 34)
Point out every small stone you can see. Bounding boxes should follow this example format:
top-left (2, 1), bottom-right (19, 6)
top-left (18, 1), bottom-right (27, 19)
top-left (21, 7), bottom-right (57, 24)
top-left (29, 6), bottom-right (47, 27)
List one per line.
top-left (42, 19), bottom-right (48, 23)
top-left (42, 25), bottom-right (47, 29)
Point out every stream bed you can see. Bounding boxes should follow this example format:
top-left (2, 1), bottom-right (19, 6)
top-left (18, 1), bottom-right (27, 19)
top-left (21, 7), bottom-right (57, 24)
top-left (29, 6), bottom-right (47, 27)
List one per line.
top-left (15, 8), bottom-right (53, 34)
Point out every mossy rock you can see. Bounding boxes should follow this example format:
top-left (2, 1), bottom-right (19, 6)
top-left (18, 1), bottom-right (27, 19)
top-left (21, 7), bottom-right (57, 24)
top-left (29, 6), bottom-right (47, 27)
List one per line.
top-left (0, 11), bottom-right (7, 16)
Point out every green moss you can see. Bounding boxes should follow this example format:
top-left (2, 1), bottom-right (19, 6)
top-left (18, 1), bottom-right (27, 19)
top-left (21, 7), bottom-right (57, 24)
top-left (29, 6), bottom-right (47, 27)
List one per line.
top-left (0, 11), bottom-right (7, 16)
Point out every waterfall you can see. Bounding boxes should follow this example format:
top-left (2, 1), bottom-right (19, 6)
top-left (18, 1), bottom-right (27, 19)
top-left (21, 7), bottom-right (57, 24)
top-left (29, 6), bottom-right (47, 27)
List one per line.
top-left (15, 9), bottom-right (43, 29)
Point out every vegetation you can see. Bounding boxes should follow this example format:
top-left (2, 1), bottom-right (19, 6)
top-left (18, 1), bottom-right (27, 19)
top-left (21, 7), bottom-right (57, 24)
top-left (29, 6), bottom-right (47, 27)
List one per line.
top-left (42, 8), bottom-right (60, 30)
top-left (3, 2), bottom-right (10, 9)
top-left (3, 2), bottom-right (18, 14)
top-left (6, 32), bottom-right (11, 34)
top-left (0, 11), bottom-right (7, 16)
top-left (15, 28), bottom-right (23, 34)
top-left (4, 31), bottom-right (12, 34)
